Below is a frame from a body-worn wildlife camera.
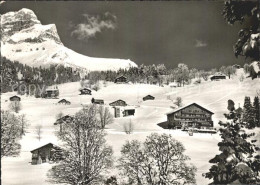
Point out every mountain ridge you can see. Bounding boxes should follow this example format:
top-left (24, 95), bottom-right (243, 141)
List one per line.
top-left (1, 8), bottom-right (138, 71)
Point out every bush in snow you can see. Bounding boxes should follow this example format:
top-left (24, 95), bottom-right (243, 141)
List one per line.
top-left (9, 101), bottom-right (21, 113)
top-left (174, 97), bottom-right (183, 107)
top-left (123, 119), bottom-right (134, 134)
top-left (118, 133), bottom-right (197, 185)
top-left (1, 110), bottom-right (22, 158)
top-left (48, 105), bottom-right (113, 185)
top-left (204, 99), bottom-right (260, 184)
top-left (104, 176), bottom-right (118, 185)
top-left (92, 82), bottom-right (100, 91)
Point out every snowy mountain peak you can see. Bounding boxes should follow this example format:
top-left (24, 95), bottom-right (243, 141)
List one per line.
top-left (1, 9), bottom-right (137, 71)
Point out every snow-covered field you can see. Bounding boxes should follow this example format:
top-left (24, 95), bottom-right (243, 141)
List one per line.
top-left (1, 71), bottom-right (260, 185)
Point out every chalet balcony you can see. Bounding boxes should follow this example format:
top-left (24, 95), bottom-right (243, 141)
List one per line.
top-left (175, 115), bottom-right (211, 120)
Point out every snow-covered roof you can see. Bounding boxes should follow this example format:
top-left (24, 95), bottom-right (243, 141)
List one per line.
top-left (211, 72), bottom-right (226, 77)
top-left (30, 143), bottom-right (60, 152)
top-left (166, 103), bottom-right (214, 115)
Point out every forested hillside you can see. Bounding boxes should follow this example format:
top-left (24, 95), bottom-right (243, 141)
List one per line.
top-left (1, 57), bottom-right (81, 95)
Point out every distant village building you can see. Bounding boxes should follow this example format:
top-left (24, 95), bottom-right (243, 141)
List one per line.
top-left (91, 98), bottom-right (104, 105)
top-left (113, 106), bottom-right (135, 118)
top-left (109, 99), bottom-right (127, 107)
top-left (114, 75), bottom-right (127, 84)
top-left (167, 103), bottom-right (214, 129)
top-left (123, 107), bottom-right (135, 117)
top-left (9, 95), bottom-right (21, 102)
top-left (79, 87), bottom-right (92, 95)
top-left (210, 73), bottom-right (226, 81)
top-left (57, 99), bottom-right (71, 105)
top-left (54, 115), bottom-right (74, 132)
top-left (143, 95), bottom-right (155, 101)
top-left (44, 86), bottom-right (59, 98)
top-left (30, 143), bottom-right (62, 165)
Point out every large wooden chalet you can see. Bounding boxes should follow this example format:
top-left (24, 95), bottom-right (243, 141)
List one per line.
top-left (114, 75), bottom-right (127, 84)
top-left (109, 99), bottom-right (127, 107)
top-left (167, 103), bottom-right (214, 129)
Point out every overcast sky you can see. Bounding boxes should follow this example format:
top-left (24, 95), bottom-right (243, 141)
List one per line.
top-left (0, 1), bottom-right (245, 69)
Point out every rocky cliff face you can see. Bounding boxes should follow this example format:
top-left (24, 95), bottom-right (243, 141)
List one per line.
top-left (1, 8), bottom-right (137, 71)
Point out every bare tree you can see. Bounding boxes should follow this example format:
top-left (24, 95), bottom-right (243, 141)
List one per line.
top-left (92, 81), bottom-right (100, 91)
top-left (9, 101), bottom-right (21, 113)
top-left (174, 97), bottom-right (183, 107)
top-left (98, 105), bottom-right (113, 129)
top-left (1, 110), bottom-right (21, 158)
top-left (239, 73), bottom-right (245, 82)
top-left (35, 125), bottom-right (42, 141)
top-left (56, 112), bottom-right (64, 132)
top-left (123, 119), bottom-right (134, 134)
top-left (18, 114), bottom-right (29, 136)
top-left (48, 105), bottom-right (113, 185)
top-left (118, 133), bottom-right (197, 185)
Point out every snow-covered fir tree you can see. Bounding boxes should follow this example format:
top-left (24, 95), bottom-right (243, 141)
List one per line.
top-left (204, 99), bottom-right (260, 184)
top-left (242, 96), bottom-right (255, 128)
top-left (253, 96), bottom-right (260, 127)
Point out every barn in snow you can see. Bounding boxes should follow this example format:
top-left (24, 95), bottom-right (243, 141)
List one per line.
top-left (167, 103), bottom-right (214, 129)
top-left (109, 99), bottom-right (127, 107)
top-left (44, 86), bottom-right (59, 98)
top-left (143, 95), bottom-right (155, 101)
top-left (114, 75), bottom-right (127, 84)
top-left (30, 143), bottom-right (62, 165)
top-left (210, 73), bottom-right (226, 81)
top-left (113, 106), bottom-right (135, 118)
top-left (9, 95), bottom-right (21, 102)
top-left (91, 98), bottom-right (104, 105)
top-left (57, 99), bottom-right (71, 105)
top-left (79, 88), bottom-right (92, 95)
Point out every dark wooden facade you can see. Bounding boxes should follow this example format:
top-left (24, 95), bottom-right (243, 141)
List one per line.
top-left (80, 88), bottom-right (92, 95)
top-left (210, 73), bottom-right (226, 81)
top-left (143, 95), bottom-right (155, 101)
top-left (167, 103), bottom-right (214, 129)
top-left (91, 98), bottom-right (104, 105)
top-left (114, 75), bottom-right (127, 83)
top-left (123, 109), bottom-right (135, 117)
top-left (44, 89), bottom-right (59, 98)
top-left (109, 99), bottom-right (127, 107)
top-left (30, 143), bottom-right (61, 165)
top-left (9, 95), bottom-right (21, 101)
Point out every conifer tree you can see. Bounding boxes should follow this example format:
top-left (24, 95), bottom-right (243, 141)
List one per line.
top-left (242, 96), bottom-right (255, 128)
top-left (204, 100), bottom-right (260, 184)
top-left (253, 96), bottom-right (260, 127)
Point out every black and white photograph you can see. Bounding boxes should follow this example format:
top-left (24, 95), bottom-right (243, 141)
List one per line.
top-left (1, 0), bottom-right (260, 185)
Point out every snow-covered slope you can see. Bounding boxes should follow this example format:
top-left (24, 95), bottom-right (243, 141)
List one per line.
top-left (1, 8), bottom-right (137, 71)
